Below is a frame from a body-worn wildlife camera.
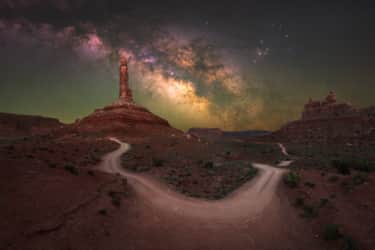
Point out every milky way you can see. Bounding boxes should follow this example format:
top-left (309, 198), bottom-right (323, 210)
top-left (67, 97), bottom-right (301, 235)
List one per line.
top-left (0, 1), bottom-right (374, 130)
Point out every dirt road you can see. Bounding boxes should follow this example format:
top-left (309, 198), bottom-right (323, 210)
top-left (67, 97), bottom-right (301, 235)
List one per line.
top-left (95, 138), bottom-right (319, 250)
top-left (278, 143), bottom-right (295, 167)
top-left (99, 138), bottom-right (287, 221)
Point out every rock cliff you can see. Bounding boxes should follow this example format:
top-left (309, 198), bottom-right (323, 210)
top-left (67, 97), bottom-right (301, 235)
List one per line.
top-left (269, 92), bottom-right (375, 144)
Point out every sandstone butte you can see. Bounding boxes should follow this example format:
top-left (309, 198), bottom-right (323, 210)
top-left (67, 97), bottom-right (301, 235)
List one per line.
top-left (269, 91), bottom-right (375, 144)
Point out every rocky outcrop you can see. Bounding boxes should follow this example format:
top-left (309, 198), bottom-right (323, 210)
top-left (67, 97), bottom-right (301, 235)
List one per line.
top-left (75, 102), bottom-right (170, 133)
top-left (74, 56), bottom-right (172, 134)
top-left (0, 112), bottom-right (63, 137)
top-left (269, 92), bottom-right (375, 144)
top-left (118, 57), bottom-right (133, 103)
top-left (302, 91), bottom-right (358, 120)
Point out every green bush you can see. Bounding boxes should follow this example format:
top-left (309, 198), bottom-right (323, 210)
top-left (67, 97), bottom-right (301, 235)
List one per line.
top-left (152, 158), bottom-right (164, 167)
top-left (332, 158), bottom-right (375, 174)
top-left (283, 172), bottom-right (300, 188)
top-left (245, 166), bottom-right (258, 178)
top-left (203, 161), bottom-right (214, 169)
top-left (328, 175), bottom-right (339, 183)
top-left (304, 181), bottom-right (316, 188)
top-left (323, 224), bottom-right (341, 241)
top-left (342, 236), bottom-right (359, 250)
top-left (98, 209), bottom-right (107, 215)
top-left (352, 173), bottom-right (368, 185)
top-left (48, 163), bottom-right (57, 168)
top-left (64, 164), bottom-right (79, 175)
top-left (319, 198), bottom-right (329, 208)
top-left (294, 197), bottom-right (305, 207)
top-left (350, 159), bottom-right (374, 172)
top-left (301, 205), bottom-right (318, 218)
top-left (332, 160), bottom-right (351, 175)
top-left (108, 191), bottom-right (121, 207)
top-left (341, 181), bottom-right (353, 193)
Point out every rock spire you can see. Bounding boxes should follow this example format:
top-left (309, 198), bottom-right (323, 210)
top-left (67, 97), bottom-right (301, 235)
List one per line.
top-left (119, 57), bottom-right (133, 103)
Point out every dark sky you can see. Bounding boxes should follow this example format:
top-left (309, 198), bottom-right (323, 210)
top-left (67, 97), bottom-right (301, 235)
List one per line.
top-left (0, 0), bottom-right (374, 130)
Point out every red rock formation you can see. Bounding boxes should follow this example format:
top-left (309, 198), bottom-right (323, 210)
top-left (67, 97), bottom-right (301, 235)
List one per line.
top-left (302, 91), bottom-right (357, 120)
top-left (118, 57), bottom-right (133, 103)
top-left (74, 57), bottom-right (172, 134)
top-left (268, 92), bottom-right (375, 144)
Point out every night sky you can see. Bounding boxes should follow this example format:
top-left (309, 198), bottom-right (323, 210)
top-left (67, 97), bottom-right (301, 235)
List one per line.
top-left (0, 1), bottom-right (374, 131)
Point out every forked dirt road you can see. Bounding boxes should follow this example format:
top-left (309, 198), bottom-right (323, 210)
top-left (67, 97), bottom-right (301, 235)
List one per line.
top-left (97, 138), bottom-right (320, 250)
top-left (100, 138), bottom-right (286, 221)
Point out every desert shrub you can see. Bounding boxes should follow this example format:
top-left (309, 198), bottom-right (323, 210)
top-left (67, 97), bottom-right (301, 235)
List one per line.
top-left (328, 175), bottom-right (339, 183)
top-left (64, 164), bottom-right (79, 175)
top-left (152, 158), bottom-right (164, 167)
top-left (244, 166), bottom-right (258, 178)
top-left (138, 165), bottom-right (151, 172)
top-left (203, 161), bottom-right (214, 169)
top-left (294, 197), bottom-right (305, 207)
top-left (342, 235), bottom-right (359, 250)
top-left (248, 167), bottom-right (258, 177)
top-left (332, 159), bottom-right (351, 175)
top-left (26, 154), bottom-right (35, 159)
top-left (98, 209), bottom-right (107, 215)
top-left (332, 158), bottom-right (375, 173)
top-left (319, 198), bottom-right (329, 208)
top-left (283, 171), bottom-right (300, 188)
top-left (111, 197), bottom-right (121, 207)
top-left (88, 153), bottom-right (101, 164)
top-left (108, 191), bottom-right (121, 207)
top-left (121, 178), bottom-right (127, 187)
top-left (341, 181), bottom-right (353, 193)
top-left (237, 166), bottom-right (258, 184)
top-left (185, 168), bottom-right (192, 176)
top-left (207, 169), bottom-right (216, 176)
top-left (350, 159), bottom-right (374, 172)
top-left (129, 164), bottom-right (151, 172)
top-left (304, 181), bottom-right (316, 188)
top-left (323, 224), bottom-right (341, 241)
top-left (301, 204), bottom-right (318, 218)
top-left (352, 173), bottom-right (368, 185)
top-left (48, 163), bottom-right (57, 168)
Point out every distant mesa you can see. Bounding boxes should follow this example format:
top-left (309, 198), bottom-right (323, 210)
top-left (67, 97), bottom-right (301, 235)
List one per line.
top-left (188, 128), bottom-right (271, 140)
top-left (269, 91), bottom-right (375, 144)
top-left (0, 112), bottom-right (63, 137)
top-left (188, 128), bottom-right (223, 139)
top-left (74, 56), bottom-right (173, 134)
